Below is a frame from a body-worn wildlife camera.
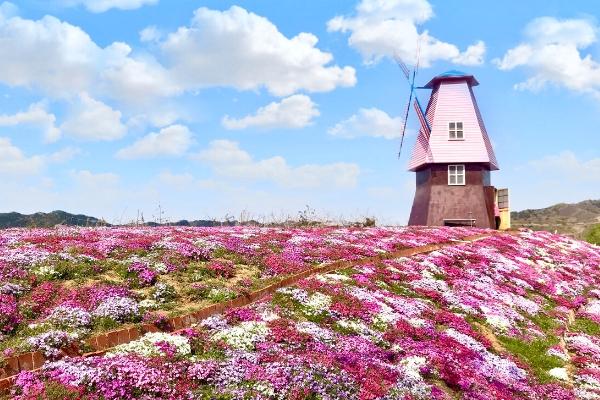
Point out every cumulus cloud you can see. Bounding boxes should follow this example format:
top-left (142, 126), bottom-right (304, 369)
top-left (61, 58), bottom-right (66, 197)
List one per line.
top-left (494, 17), bottom-right (600, 97)
top-left (328, 108), bottom-right (404, 139)
top-left (0, 137), bottom-right (44, 174)
top-left (452, 41), bottom-right (486, 66)
top-left (195, 140), bottom-right (360, 189)
top-left (0, 102), bottom-right (61, 142)
top-left (61, 0), bottom-right (158, 13)
top-left (0, 10), bottom-right (177, 103)
top-left (161, 6), bottom-right (356, 96)
top-left (222, 95), bottom-right (319, 130)
top-left (116, 124), bottom-right (193, 159)
top-left (61, 93), bottom-right (127, 141)
top-left (139, 25), bottom-right (162, 42)
top-left (327, 0), bottom-right (485, 66)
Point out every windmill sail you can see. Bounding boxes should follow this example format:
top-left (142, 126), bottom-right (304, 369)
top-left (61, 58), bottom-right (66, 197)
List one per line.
top-left (413, 97), bottom-right (430, 138)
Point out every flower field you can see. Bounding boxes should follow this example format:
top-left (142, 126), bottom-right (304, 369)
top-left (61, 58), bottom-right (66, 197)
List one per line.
top-left (1, 226), bottom-right (599, 399)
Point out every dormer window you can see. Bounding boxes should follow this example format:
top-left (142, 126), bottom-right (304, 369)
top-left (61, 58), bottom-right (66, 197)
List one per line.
top-left (449, 122), bottom-right (464, 140)
top-left (448, 165), bottom-right (465, 185)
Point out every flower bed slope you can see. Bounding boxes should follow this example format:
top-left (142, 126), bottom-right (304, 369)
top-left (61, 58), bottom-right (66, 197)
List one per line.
top-left (0, 226), bottom-right (483, 359)
top-left (2, 228), bottom-right (599, 399)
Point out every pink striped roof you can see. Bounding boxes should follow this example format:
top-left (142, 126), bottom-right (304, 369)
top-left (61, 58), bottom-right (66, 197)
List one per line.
top-left (408, 74), bottom-right (499, 171)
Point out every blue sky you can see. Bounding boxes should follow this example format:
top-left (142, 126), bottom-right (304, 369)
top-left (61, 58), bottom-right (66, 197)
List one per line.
top-left (0, 0), bottom-right (598, 224)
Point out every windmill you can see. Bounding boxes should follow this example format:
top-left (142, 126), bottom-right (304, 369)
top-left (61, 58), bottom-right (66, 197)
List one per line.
top-left (394, 54), bottom-right (431, 159)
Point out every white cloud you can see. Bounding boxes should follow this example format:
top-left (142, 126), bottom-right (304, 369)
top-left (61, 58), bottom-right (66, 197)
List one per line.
top-left (70, 169), bottom-right (120, 186)
top-left (222, 95), bottom-right (319, 130)
top-left (195, 140), bottom-right (360, 189)
top-left (161, 6), bottom-right (356, 96)
top-left (327, 0), bottom-right (485, 67)
top-left (529, 151), bottom-right (600, 181)
top-left (139, 25), bottom-right (162, 42)
top-left (116, 124), bottom-right (193, 159)
top-left (0, 102), bottom-right (61, 142)
top-left (0, 2), bottom-right (17, 19)
top-left (328, 108), bottom-right (404, 139)
top-left (61, 93), bottom-right (126, 141)
top-left (101, 53), bottom-right (181, 103)
top-left (61, 0), bottom-right (158, 13)
top-left (0, 136), bottom-right (79, 175)
top-left (494, 17), bottom-right (600, 97)
top-left (0, 137), bottom-right (44, 174)
top-left (0, 10), bottom-right (177, 103)
top-left (452, 41), bottom-right (486, 66)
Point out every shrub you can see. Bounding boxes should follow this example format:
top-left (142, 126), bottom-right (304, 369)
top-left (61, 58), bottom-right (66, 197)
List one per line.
top-left (152, 282), bottom-right (177, 303)
top-left (585, 224), bottom-right (600, 245)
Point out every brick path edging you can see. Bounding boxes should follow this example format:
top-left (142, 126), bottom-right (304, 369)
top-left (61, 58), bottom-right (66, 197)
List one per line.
top-left (0, 232), bottom-right (510, 392)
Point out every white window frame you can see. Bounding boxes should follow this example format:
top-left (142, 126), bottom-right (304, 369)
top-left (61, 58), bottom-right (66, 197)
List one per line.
top-left (448, 121), bottom-right (464, 140)
top-left (448, 164), bottom-right (465, 186)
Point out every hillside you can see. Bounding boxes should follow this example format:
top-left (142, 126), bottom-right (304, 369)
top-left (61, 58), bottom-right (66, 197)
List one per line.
top-left (1, 226), bottom-right (599, 399)
top-left (0, 210), bottom-right (246, 228)
top-left (0, 211), bottom-right (109, 228)
top-left (511, 199), bottom-right (600, 238)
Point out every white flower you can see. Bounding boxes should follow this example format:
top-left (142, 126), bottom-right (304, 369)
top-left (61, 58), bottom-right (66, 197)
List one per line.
top-left (138, 299), bottom-right (159, 310)
top-left (485, 315), bottom-right (511, 332)
top-left (212, 321), bottom-right (269, 350)
top-left (108, 332), bottom-right (191, 358)
top-left (548, 367), bottom-right (569, 381)
top-left (304, 293), bottom-right (332, 316)
top-left (33, 265), bottom-right (60, 279)
top-left (296, 321), bottom-right (335, 343)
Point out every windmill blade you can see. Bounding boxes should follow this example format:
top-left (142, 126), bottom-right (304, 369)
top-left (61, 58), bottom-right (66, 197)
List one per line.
top-left (398, 102), bottom-right (410, 158)
top-left (394, 54), bottom-right (411, 81)
top-left (413, 96), bottom-right (431, 138)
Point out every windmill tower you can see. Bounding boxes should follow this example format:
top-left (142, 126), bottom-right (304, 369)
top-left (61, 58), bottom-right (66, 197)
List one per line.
top-left (406, 71), bottom-right (501, 228)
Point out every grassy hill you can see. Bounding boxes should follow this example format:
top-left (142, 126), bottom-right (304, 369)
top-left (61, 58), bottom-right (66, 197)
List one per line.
top-left (0, 211), bottom-right (110, 228)
top-left (511, 199), bottom-right (600, 238)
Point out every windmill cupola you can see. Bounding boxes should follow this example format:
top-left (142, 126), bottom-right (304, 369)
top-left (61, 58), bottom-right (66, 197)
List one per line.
top-left (407, 71), bottom-right (505, 229)
top-left (422, 70), bottom-right (479, 88)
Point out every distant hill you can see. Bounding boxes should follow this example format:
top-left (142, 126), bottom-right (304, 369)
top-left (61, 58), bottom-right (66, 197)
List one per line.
top-left (0, 211), bottom-right (110, 228)
top-left (511, 199), bottom-right (600, 238)
top-left (0, 211), bottom-right (249, 228)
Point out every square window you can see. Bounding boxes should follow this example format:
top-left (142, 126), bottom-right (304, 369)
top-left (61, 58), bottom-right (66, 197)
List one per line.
top-left (448, 164), bottom-right (465, 186)
top-left (449, 121), bottom-right (464, 140)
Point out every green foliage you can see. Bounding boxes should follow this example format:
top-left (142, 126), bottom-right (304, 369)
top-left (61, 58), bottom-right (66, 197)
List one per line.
top-left (571, 317), bottom-right (600, 336)
top-left (207, 288), bottom-right (236, 303)
top-left (585, 224), bottom-right (600, 245)
top-left (192, 387), bottom-right (233, 399)
top-left (528, 311), bottom-right (559, 334)
top-left (498, 335), bottom-right (564, 383)
top-left (94, 316), bottom-right (121, 331)
top-left (43, 381), bottom-right (86, 399)
top-left (386, 283), bottom-right (422, 299)
top-left (52, 259), bottom-right (99, 280)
